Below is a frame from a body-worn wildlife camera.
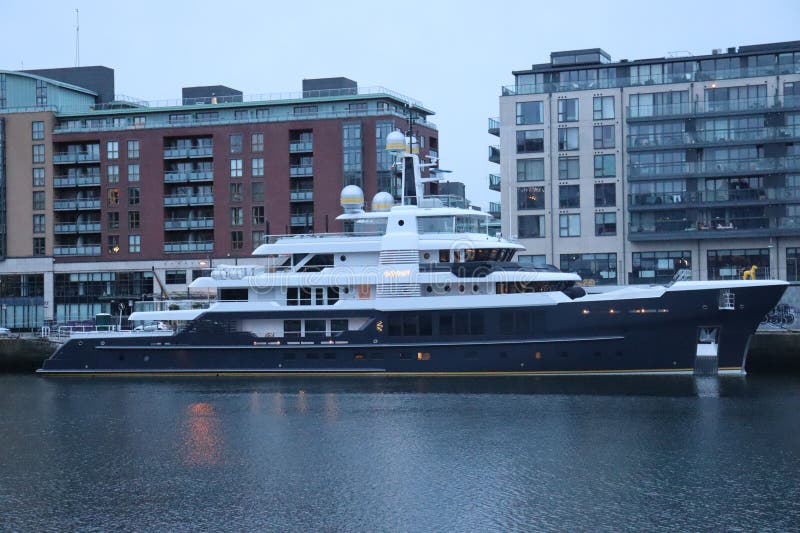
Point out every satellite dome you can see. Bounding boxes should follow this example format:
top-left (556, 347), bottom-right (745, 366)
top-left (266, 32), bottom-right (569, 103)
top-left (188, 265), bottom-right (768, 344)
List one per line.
top-left (340, 185), bottom-right (365, 213)
top-left (386, 130), bottom-right (406, 153)
top-left (372, 191), bottom-right (395, 212)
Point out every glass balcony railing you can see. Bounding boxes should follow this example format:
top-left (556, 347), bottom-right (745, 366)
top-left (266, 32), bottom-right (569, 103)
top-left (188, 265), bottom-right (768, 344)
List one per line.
top-left (163, 170), bottom-right (214, 182)
top-left (290, 165), bottom-right (313, 177)
top-left (289, 141), bottom-right (313, 153)
top-left (54, 222), bottom-right (101, 233)
top-left (708, 266), bottom-right (773, 281)
top-left (629, 187), bottom-right (800, 207)
top-left (290, 190), bottom-right (314, 202)
top-left (53, 152), bottom-right (100, 164)
top-left (53, 199), bottom-right (101, 210)
top-left (488, 202), bottom-right (501, 218)
top-left (53, 175), bottom-right (101, 187)
top-left (626, 96), bottom-right (800, 120)
top-left (164, 218), bottom-right (215, 230)
top-left (629, 156), bottom-right (800, 178)
top-left (290, 215), bottom-right (313, 226)
top-left (164, 195), bottom-right (214, 206)
top-left (628, 125), bottom-right (800, 149)
top-left (488, 117), bottom-right (500, 136)
top-left (503, 63), bottom-right (800, 96)
top-left (163, 242), bottom-right (214, 253)
top-left (488, 145), bottom-right (500, 164)
top-left (489, 174), bottom-right (501, 192)
top-left (53, 245), bottom-right (101, 256)
top-left (630, 215), bottom-right (800, 237)
top-left (162, 146), bottom-right (213, 158)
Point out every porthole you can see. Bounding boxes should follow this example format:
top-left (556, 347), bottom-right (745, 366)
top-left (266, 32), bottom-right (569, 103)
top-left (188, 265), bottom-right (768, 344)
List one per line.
top-left (340, 255), bottom-right (346, 262)
top-left (344, 287), bottom-right (350, 294)
top-left (445, 286), bottom-right (451, 292)
top-left (143, 355), bottom-right (150, 362)
top-left (458, 285), bottom-right (465, 293)
top-left (472, 285), bottom-right (479, 293)
top-left (426, 286), bottom-right (433, 293)
top-left (398, 219), bottom-right (405, 226)
top-left (423, 252), bottom-right (431, 260)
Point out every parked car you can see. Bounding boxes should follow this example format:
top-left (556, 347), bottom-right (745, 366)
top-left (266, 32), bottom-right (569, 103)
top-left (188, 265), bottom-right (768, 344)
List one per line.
top-left (0, 327), bottom-right (12, 337)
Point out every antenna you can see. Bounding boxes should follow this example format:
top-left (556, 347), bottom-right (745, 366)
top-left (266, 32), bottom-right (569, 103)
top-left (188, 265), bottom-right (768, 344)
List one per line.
top-left (74, 8), bottom-right (80, 67)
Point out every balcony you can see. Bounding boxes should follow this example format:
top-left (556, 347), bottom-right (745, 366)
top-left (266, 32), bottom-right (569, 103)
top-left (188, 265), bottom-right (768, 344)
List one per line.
top-left (53, 199), bottom-right (101, 210)
top-left (163, 241), bottom-right (214, 253)
top-left (290, 165), bottom-right (313, 177)
top-left (290, 215), bottom-right (313, 226)
top-left (290, 190), bottom-right (314, 202)
top-left (289, 141), bottom-right (313, 153)
top-left (54, 222), bottom-right (102, 233)
top-left (488, 117), bottom-right (500, 136)
top-left (54, 175), bottom-right (101, 187)
top-left (629, 156), bottom-right (800, 180)
top-left (626, 96), bottom-right (800, 121)
top-left (54, 245), bottom-right (101, 256)
top-left (164, 170), bottom-right (214, 183)
top-left (488, 202), bottom-right (501, 219)
top-left (629, 187), bottom-right (800, 210)
top-left (629, 215), bottom-right (800, 241)
top-left (489, 174), bottom-right (501, 192)
top-left (163, 146), bottom-right (213, 159)
top-left (488, 145), bottom-right (500, 164)
top-left (53, 152), bottom-right (100, 164)
top-left (628, 125), bottom-right (800, 151)
top-left (164, 195), bottom-right (214, 207)
top-left (164, 218), bottom-right (215, 230)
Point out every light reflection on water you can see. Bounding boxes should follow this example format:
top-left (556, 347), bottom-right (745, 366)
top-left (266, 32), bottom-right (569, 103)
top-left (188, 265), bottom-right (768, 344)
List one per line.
top-left (0, 373), bottom-right (798, 531)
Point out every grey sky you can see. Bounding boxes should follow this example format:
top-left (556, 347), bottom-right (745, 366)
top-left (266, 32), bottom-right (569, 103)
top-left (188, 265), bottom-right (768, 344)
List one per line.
top-left (2, 0), bottom-right (798, 208)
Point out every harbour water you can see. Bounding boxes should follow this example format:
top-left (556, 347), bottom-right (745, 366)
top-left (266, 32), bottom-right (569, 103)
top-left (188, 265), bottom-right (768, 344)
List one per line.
top-left (1, 373), bottom-right (799, 531)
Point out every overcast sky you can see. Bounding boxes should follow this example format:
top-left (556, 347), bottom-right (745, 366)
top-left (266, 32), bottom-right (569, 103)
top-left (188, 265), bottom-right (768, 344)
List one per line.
top-left (2, 0), bottom-right (798, 208)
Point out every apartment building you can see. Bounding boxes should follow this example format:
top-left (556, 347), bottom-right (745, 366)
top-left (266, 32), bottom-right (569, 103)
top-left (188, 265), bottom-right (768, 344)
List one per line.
top-left (494, 41), bottom-right (800, 286)
top-left (0, 68), bottom-right (437, 326)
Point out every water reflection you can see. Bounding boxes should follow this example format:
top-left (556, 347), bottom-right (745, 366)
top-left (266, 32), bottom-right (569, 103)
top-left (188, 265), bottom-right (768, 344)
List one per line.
top-left (183, 402), bottom-right (223, 466)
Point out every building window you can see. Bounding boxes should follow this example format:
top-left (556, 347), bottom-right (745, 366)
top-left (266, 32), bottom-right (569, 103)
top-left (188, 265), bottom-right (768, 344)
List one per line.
top-left (128, 211), bottom-right (140, 230)
top-left (127, 140), bottom-right (140, 159)
top-left (593, 96), bottom-right (615, 120)
top-left (517, 186), bottom-right (545, 210)
top-left (594, 183), bottom-right (616, 207)
top-left (517, 254), bottom-right (546, 267)
top-left (252, 158), bottom-right (264, 177)
top-left (787, 248), bottom-right (800, 281)
top-left (518, 215), bottom-right (545, 238)
top-left (32, 121), bottom-right (45, 140)
top-left (35, 80), bottom-right (47, 106)
top-left (33, 237), bottom-right (45, 257)
top-left (128, 187), bottom-right (140, 206)
top-left (558, 99), bottom-right (579, 122)
top-left (252, 231), bottom-right (265, 250)
top-left (128, 235), bottom-right (141, 253)
top-left (560, 253), bottom-right (617, 285)
top-left (294, 105), bottom-right (318, 116)
top-left (707, 248), bottom-right (769, 280)
top-left (127, 164), bottom-right (140, 182)
top-left (32, 191), bottom-right (45, 210)
top-left (107, 212), bottom-right (119, 230)
top-left (252, 182), bottom-right (264, 202)
top-left (32, 144), bottom-right (45, 164)
top-left (516, 158), bottom-right (544, 182)
top-left (251, 133), bottom-right (264, 152)
top-left (230, 183), bottom-right (243, 202)
top-left (107, 141), bottom-right (119, 160)
top-left (196, 111), bottom-right (218, 122)
top-left (632, 251), bottom-right (691, 284)
top-left (559, 185), bottom-right (580, 208)
top-left (348, 102), bottom-right (368, 114)
top-left (516, 130), bottom-right (544, 153)
top-left (165, 270), bottom-right (187, 285)
top-left (230, 159), bottom-right (242, 178)
top-left (32, 168), bottom-right (45, 187)
top-left (516, 101), bottom-right (544, 125)
top-left (230, 134), bottom-right (243, 154)
top-left (231, 231), bottom-right (244, 250)
top-left (593, 125), bottom-right (615, 149)
top-left (108, 188), bottom-right (119, 206)
top-left (558, 127), bottom-right (579, 151)
top-left (33, 214), bottom-right (45, 234)
top-left (252, 206), bottom-right (265, 225)
top-left (595, 212), bottom-right (616, 236)
top-left (594, 154), bottom-right (616, 178)
top-left (107, 235), bottom-right (120, 254)
top-left (559, 214), bottom-right (580, 237)
top-left (558, 156), bottom-right (579, 179)
top-left (107, 164), bottom-right (119, 183)
top-left (231, 207), bottom-right (243, 226)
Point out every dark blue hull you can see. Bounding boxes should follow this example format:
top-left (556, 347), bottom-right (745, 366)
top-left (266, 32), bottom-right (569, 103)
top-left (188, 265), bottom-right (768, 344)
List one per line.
top-left (39, 284), bottom-right (786, 375)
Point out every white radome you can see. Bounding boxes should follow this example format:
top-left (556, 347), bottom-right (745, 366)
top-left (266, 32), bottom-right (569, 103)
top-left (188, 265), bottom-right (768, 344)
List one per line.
top-left (372, 191), bottom-right (395, 212)
top-left (340, 185), bottom-right (365, 213)
top-left (386, 130), bottom-right (406, 153)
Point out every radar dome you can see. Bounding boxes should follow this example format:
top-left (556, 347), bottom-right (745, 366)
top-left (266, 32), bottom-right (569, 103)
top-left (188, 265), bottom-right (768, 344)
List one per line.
top-left (340, 185), bottom-right (365, 213)
top-left (372, 191), bottom-right (395, 212)
top-left (386, 130), bottom-right (406, 153)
